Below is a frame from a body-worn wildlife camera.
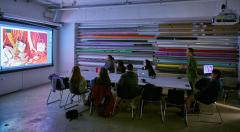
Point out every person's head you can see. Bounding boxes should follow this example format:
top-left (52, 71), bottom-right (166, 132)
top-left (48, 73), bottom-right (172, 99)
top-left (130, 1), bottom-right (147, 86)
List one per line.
top-left (187, 48), bottom-right (194, 57)
top-left (118, 60), bottom-right (124, 67)
top-left (211, 69), bottom-right (221, 79)
top-left (72, 65), bottom-right (80, 75)
top-left (144, 59), bottom-right (151, 67)
top-left (107, 55), bottom-right (114, 61)
top-left (71, 65), bottom-right (82, 85)
top-left (99, 67), bottom-right (108, 78)
top-left (72, 65), bottom-right (81, 76)
top-left (98, 67), bottom-right (111, 86)
top-left (127, 64), bottom-right (133, 71)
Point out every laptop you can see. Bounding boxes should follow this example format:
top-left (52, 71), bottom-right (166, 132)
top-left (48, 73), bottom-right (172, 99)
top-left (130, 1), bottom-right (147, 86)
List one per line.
top-left (203, 65), bottom-right (213, 74)
top-left (137, 69), bottom-right (149, 77)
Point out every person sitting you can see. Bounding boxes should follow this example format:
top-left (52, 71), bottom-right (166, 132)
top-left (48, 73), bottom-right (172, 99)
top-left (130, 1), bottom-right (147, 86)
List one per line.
top-left (143, 59), bottom-right (156, 78)
top-left (70, 65), bottom-right (87, 101)
top-left (117, 64), bottom-right (141, 99)
top-left (186, 69), bottom-right (222, 111)
top-left (104, 55), bottom-right (115, 73)
top-left (91, 67), bottom-right (115, 117)
top-left (116, 60), bottom-right (126, 74)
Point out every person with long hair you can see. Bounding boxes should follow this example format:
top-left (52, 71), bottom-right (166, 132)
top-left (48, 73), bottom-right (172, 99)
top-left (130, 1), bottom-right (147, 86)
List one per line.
top-left (70, 65), bottom-right (87, 94)
top-left (91, 67), bottom-right (114, 117)
top-left (143, 59), bottom-right (156, 77)
top-left (104, 55), bottom-right (115, 73)
top-left (96, 67), bottom-right (111, 87)
top-left (116, 60), bottom-right (126, 74)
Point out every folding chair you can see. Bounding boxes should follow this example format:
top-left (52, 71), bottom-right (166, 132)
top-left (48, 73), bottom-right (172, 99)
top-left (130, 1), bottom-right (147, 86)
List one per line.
top-left (64, 83), bottom-right (89, 110)
top-left (163, 89), bottom-right (188, 126)
top-left (139, 84), bottom-right (163, 122)
top-left (47, 75), bottom-right (69, 108)
top-left (190, 101), bottom-right (223, 124)
top-left (113, 86), bottom-right (142, 119)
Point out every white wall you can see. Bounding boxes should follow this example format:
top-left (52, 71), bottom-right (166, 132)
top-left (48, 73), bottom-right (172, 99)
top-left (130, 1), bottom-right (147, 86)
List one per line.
top-left (0, 0), bottom-right (47, 20)
top-left (0, 0), bottom-right (58, 95)
top-left (58, 0), bottom-right (240, 86)
top-left (58, 23), bottom-right (75, 76)
top-left (60, 0), bottom-right (240, 23)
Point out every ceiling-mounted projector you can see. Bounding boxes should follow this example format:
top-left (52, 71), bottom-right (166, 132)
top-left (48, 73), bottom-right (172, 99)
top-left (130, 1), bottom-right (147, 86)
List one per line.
top-left (212, 4), bottom-right (239, 25)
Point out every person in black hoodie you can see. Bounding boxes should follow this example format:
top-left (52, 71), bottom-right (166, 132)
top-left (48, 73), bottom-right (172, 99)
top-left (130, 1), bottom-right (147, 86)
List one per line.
top-left (143, 59), bottom-right (156, 78)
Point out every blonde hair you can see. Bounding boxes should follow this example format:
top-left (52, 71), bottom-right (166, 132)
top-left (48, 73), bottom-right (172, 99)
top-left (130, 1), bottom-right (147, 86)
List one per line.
top-left (70, 66), bottom-right (83, 88)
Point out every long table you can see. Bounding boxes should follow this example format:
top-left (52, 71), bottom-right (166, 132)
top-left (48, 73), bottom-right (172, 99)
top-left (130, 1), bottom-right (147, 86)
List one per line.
top-left (81, 71), bottom-right (191, 90)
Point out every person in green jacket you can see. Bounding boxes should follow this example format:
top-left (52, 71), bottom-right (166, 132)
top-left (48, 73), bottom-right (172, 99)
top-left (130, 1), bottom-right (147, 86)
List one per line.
top-left (117, 64), bottom-right (141, 98)
top-left (186, 48), bottom-right (198, 94)
top-left (117, 64), bottom-right (141, 109)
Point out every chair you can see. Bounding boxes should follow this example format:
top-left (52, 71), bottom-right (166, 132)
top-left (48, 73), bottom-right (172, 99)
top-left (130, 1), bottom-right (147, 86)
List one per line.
top-left (64, 83), bottom-right (89, 110)
top-left (163, 89), bottom-right (188, 126)
top-left (139, 84), bottom-right (163, 122)
top-left (46, 75), bottom-right (69, 108)
top-left (189, 78), bottom-right (223, 125)
top-left (89, 84), bottom-right (115, 117)
top-left (190, 101), bottom-right (223, 124)
top-left (113, 86), bottom-right (142, 119)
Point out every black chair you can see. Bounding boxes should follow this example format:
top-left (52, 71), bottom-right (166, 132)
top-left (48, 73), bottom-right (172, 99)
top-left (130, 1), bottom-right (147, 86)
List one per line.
top-left (113, 86), bottom-right (142, 119)
top-left (47, 77), bottom-right (69, 108)
top-left (190, 84), bottom-right (223, 124)
top-left (163, 89), bottom-right (188, 126)
top-left (139, 84), bottom-right (163, 122)
top-left (64, 83), bottom-right (89, 110)
top-left (190, 101), bottom-right (223, 124)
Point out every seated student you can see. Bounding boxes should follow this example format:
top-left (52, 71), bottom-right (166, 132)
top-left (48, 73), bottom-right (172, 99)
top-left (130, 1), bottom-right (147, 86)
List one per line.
top-left (142, 59), bottom-right (156, 78)
top-left (70, 65), bottom-right (87, 101)
top-left (91, 67), bottom-right (115, 117)
top-left (94, 67), bottom-right (111, 88)
top-left (186, 69), bottom-right (222, 111)
top-left (116, 60), bottom-right (126, 74)
top-left (117, 64), bottom-right (141, 99)
top-left (104, 55), bottom-right (115, 73)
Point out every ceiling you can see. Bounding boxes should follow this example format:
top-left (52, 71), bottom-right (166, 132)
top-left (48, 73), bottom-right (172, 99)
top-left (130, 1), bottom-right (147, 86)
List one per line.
top-left (34, 0), bottom-right (201, 9)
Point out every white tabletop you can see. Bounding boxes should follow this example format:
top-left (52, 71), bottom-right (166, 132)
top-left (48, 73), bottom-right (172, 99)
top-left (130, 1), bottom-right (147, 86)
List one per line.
top-left (81, 71), bottom-right (191, 90)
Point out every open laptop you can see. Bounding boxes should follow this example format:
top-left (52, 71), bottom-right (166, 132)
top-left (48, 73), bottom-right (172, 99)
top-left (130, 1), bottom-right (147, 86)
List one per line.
top-left (137, 69), bottom-right (149, 78)
top-left (203, 65), bottom-right (213, 74)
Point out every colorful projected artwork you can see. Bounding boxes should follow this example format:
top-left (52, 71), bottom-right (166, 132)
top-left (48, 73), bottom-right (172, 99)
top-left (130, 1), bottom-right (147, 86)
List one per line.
top-left (1, 27), bottom-right (48, 67)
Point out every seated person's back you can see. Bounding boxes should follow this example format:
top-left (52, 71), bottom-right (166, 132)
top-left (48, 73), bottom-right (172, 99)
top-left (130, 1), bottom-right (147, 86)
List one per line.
top-left (70, 66), bottom-right (87, 93)
top-left (195, 70), bottom-right (221, 104)
top-left (117, 64), bottom-right (141, 99)
top-left (91, 67), bottom-right (114, 117)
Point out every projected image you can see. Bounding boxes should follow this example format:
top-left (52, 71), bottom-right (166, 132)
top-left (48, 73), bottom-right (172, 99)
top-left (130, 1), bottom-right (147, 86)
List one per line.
top-left (0, 21), bottom-right (53, 72)
top-left (1, 28), bottom-right (48, 67)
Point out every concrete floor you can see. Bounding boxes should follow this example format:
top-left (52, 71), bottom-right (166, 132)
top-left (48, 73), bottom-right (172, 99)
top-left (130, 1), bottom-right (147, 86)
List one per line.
top-left (0, 83), bottom-right (240, 132)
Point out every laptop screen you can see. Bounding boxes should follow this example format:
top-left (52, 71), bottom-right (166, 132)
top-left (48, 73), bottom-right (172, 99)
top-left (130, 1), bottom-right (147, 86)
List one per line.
top-left (203, 65), bottom-right (213, 74)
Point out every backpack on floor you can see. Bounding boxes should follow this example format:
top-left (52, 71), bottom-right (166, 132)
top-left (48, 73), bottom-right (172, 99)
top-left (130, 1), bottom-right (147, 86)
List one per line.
top-left (66, 109), bottom-right (78, 121)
